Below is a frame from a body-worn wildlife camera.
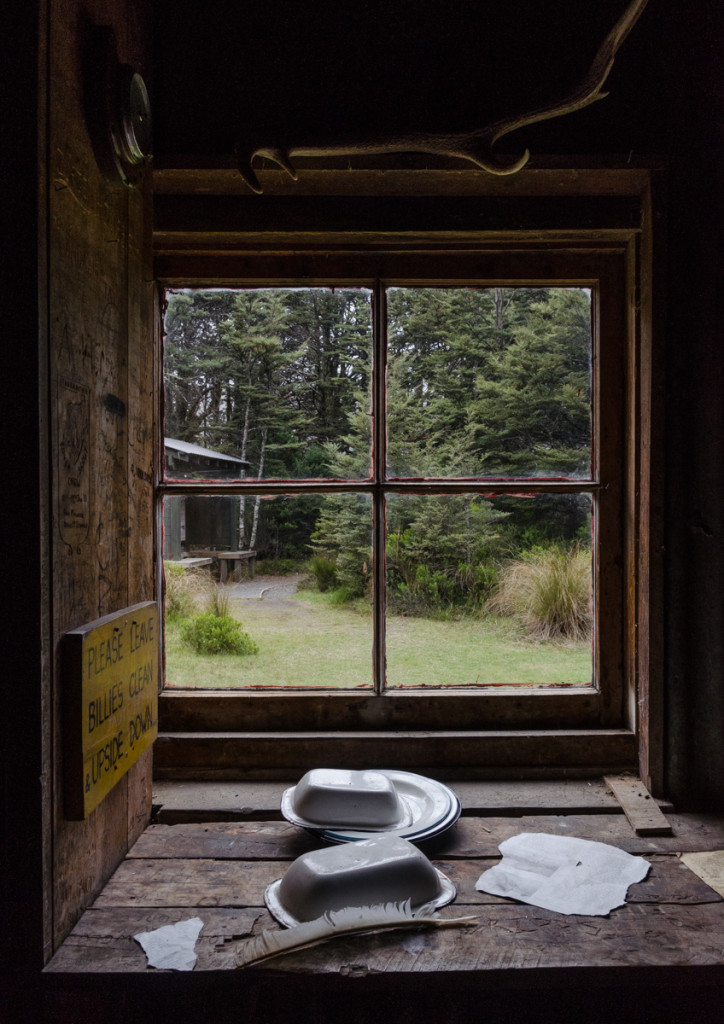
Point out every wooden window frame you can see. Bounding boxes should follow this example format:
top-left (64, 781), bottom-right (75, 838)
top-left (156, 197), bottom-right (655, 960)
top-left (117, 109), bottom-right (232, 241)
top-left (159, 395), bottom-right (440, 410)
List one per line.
top-left (152, 165), bottom-right (660, 787)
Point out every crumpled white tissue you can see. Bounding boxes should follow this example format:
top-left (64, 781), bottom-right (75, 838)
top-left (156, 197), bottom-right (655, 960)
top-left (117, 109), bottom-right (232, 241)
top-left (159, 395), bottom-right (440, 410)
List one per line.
top-left (475, 833), bottom-right (650, 916)
top-left (134, 917), bottom-right (204, 970)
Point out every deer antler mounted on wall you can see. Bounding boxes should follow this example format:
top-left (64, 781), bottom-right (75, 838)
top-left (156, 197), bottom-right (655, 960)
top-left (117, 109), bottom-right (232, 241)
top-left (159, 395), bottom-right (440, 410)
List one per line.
top-left (236, 0), bottom-right (647, 194)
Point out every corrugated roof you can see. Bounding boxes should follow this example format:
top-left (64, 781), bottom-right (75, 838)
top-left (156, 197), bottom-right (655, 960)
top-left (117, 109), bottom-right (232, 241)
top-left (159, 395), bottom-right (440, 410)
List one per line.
top-left (164, 437), bottom-right (250, 465)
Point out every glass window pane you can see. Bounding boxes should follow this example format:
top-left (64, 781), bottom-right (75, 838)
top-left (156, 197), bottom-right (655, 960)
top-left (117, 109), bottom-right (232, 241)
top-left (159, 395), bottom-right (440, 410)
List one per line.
top-left (162, 494), bottom-right (373, 690)
top-left (163, 288), bottom-right (373, 481)
top-left (386, 287), bottom-right (592, 479)
top-left (384, 493), bottom-right (593, 689)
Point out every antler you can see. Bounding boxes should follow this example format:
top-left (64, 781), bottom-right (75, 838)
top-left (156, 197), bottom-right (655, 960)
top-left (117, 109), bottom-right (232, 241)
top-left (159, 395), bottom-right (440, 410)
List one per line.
top-left (475, 0), bottom-right (649, 165)
top-left (237, 0), bottom-right (648, 194)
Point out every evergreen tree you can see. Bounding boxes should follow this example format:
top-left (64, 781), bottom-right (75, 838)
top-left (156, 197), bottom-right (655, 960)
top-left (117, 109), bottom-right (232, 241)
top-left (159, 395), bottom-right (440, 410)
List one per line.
top-left (467, 288), bottom-right (592, 477)
top-left (385, 493), bottom-right (506, 613)
top-left (163, 285), bottom-right (592, 585)
top-left (385, 287), bottom-right (550, 476)
top-left (312, 493), bottom-right (373, 598)
top-left (283, 288), bottom-right (372, 453)
top-left (163, 290), bottom-right (236, 444)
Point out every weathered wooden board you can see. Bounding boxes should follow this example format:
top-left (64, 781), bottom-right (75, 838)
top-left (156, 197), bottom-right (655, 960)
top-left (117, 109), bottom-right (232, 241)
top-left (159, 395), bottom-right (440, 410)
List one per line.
top-left (605, 775), bottom-right (673, 835)
top-left (45, 933), bottom-right (262, 974)
top-left (95, 851), bottom-right (723, 912)
top-left (127, 815), bottom-right (724, 862)
top-left (62, 602), bottom-right (159, 819)
top-left (67, 905), bottom-right (263, 938)
top-left (453, 779), bottom-right (656, 813)
top-left (44, 907), bottom-right (262, 973)
top-left (429, 814), bottom-right (724, 857)
top-left (45, 902), bottom-right (724, 974)
top-left (153, 166), bottom-right (653, 199)
top-left (128, 821), bottom-right (319, 860)
top-left (93, 857), bottom-right (284, 907)
top-left (150, 778), bottom-right (651, 823)
top-left (152, 729), bottom-right (637, 775)
top-left (241, 903), bottom-right (724, 975)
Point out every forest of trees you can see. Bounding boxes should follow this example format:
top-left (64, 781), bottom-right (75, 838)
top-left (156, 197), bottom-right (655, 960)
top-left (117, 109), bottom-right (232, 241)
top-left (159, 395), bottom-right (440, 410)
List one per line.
top-left (164, 286), bottom-right (592, 614)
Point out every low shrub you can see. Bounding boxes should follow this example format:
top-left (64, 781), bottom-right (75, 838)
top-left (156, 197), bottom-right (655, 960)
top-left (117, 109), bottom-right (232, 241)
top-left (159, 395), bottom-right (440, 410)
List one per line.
top-left (180, 613), bottom-right (259, 656)
top-left (467, 561), bottom-right (500, 605)
top-left (487, 545), bottom-right (592, 641)
top-left (309, 553), bottom-right (338, 592)
top-left (327, 584), bottom-right (358, 606)
top-left (386, 559), bottom-right (499, 618)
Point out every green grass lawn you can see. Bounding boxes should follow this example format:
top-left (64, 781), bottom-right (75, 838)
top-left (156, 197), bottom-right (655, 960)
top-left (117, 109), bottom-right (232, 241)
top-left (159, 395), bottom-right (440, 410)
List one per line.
top-left (164, 589), bottom-right (592, 690)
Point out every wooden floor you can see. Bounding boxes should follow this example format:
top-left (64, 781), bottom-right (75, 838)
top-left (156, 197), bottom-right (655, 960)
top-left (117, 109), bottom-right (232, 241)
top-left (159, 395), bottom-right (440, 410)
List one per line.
top-left (45, 782), bottom-right (724, 991)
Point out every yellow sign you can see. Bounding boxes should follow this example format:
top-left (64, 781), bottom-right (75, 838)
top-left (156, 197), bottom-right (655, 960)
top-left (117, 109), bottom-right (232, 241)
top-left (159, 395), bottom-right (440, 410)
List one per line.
top-left (63, 602), bottom-right (159, 819)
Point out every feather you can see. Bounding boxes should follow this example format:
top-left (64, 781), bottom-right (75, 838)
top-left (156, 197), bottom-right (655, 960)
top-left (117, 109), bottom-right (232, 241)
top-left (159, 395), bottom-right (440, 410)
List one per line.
top-left (234, 900), bottom-right (477, 969)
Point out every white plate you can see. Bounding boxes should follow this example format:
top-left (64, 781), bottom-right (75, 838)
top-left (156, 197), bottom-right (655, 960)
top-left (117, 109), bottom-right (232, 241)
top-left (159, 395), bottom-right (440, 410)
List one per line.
top-left (281, 770), bottom-right (461, 845)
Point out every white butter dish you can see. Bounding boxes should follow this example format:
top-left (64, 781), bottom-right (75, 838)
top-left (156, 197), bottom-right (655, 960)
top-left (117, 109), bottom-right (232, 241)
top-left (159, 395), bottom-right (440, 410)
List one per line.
top-left (283, 768), bottom-right (413, 829)
top-left (265, 833), bottom-right (456, 927)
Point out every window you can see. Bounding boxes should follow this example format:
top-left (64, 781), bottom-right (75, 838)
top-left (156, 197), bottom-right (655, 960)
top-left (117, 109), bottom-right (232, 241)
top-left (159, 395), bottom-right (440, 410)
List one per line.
top-left (153, 169), bottom-right (655, 775)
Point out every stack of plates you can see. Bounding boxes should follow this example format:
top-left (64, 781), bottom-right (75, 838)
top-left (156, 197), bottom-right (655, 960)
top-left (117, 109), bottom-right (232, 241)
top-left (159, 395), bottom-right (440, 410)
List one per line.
top-left (281, 769), bottom-right (461, 844)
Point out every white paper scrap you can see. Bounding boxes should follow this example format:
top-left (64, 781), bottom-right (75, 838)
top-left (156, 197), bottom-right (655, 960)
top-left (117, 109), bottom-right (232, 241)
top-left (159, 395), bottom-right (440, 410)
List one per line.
top-left (475, 833), bottom-right (650, 916)
top-left (134, 917), bottom-right (204, 971)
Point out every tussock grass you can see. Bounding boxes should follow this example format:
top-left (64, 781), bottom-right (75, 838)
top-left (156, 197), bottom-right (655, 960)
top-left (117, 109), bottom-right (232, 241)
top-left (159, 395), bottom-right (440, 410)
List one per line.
top-left (163, 563), bottom-right (217, 621)
top-left (209, 586), bottom-right (232, 619)
top-left (487, 546), bottom-right (593, 642)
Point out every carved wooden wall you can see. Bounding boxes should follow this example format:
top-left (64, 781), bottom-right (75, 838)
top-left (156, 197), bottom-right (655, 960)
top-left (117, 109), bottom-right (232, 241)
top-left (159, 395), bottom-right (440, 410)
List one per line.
top-left (47, 0), bottom-right (153, 948)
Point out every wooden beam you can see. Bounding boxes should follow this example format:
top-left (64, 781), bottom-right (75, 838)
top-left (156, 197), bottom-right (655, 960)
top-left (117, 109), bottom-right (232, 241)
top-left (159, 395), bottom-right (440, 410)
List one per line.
top-left (152, 164), bottom-right (654, 198)
top-left (157, 690), bottom-right (604, 732)
top-left (153, 729), bottom-right (637, 777)
top-left (154, 194), bottom-right (642, 237)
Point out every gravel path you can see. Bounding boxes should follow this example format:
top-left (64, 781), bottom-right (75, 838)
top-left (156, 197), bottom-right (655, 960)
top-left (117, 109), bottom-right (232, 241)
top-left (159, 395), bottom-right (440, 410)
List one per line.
top-left (228, 574), bottom-right (304, 601)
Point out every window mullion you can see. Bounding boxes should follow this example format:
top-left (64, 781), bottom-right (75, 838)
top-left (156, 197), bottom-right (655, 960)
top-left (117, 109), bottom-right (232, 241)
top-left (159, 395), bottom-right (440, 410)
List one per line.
top-left (372, 281), bottom-right (387, 696)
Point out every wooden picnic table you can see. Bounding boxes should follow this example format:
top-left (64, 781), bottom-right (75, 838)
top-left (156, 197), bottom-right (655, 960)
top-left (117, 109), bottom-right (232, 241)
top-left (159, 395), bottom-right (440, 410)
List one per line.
top-left (187, 549), bottom-right (257, 583)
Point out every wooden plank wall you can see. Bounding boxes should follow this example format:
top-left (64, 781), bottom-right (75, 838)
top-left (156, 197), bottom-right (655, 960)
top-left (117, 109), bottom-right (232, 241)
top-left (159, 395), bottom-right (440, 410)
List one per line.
top-left (47, 0), bottom-right (153, 950)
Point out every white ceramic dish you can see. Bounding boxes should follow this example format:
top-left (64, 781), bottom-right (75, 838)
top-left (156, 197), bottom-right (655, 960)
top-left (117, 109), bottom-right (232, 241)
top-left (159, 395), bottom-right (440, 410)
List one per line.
top-left (283, 768), bottom-right (413, 829)
top-left (281, 769), bottom-right (461, 845)
top-left (265, 833), bottom-right (456, 927)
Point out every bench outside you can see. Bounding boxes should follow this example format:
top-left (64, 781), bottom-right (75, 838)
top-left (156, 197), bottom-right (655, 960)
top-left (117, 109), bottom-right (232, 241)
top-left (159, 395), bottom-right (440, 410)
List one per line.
top-left (188, 550), bottom-right (257, 582)
top-left (165, 557), bottom-right (214, 570)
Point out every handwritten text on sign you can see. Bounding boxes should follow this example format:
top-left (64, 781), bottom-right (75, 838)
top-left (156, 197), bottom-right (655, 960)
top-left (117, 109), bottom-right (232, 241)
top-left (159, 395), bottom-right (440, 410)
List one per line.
top-left (63, 602), bottom-right (159, 819)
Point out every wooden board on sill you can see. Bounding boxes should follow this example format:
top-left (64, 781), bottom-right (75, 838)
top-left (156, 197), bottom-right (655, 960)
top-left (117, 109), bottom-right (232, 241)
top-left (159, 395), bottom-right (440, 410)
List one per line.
top-left (605, 775), bottom-right (674, 835)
